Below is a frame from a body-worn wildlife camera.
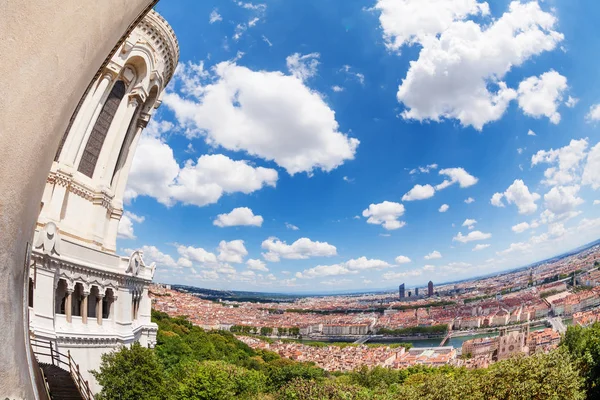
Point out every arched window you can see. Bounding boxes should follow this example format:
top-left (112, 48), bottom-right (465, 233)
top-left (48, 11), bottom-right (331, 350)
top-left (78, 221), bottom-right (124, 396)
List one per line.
top-left (77, 80), bottom-right (126, 178)
top-left (55, 279), bottom-right (67, 314)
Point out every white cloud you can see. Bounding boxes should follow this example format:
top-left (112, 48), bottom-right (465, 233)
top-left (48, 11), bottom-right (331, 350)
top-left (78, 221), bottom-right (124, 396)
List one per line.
top-left (286, 52), bottom-right (320, 81)
top-left (582, 142), bottom-right (600, 189)
top-left (296, 257), bottom-right (391, 279)
top-left (262, 237), bottom-right (337, 262)
top-left (343, 176), bottom-right (354, 183)
top-left (138, 245), bottom-right (178, 268)
top-left (435, 168), bottom-right (478, 190)
top-left (332, 85), bottom-right (344, 92)
top-left (117, 211), bottom-right (145, 240)
top-left (453, 230), bottom-right (492, 243)
top-left (464, 197), bottom-right (475, 204)
top-left (247, 259), bottom-right (268, 272)
top-left (362, 201), bottom-right (406, 230)
top-left (565, 96), bottom-right (579, 108)
top-left (177, 245), bottom-right (218, 267)
top-left (531, 138), bottom-right (588, 186)
top-left (594, 200), bottom-right (600, 206)
top-left (472, 244), bottom-right (490, 251)
top-left (262, 35), bottom-right (273, 47)
top-left (512, 222), bottom-right (530, 233)
top-left (217, 240), bottom-right (248, 263)
top-left (209, 9), bottom-right (222, 23)
top-left (517, 148), bottom-right (524, 155)
top-left (340, 65), bottom-right (365, 85)
top-left (439, 204), bottom-right (449, 213)
top-left (462, 219), bottom-right (477, 229)
top-left (517, 70), bottom-right (568, 124)
top-left (543, 185), bottom-right (584, 216)
top-left (380, 1), bottom-right (563, 130)
top-left (164, 61), bottom-right (359, 175)
top-left (410, 163), bottom-right (438, 174)
top-left (126, 135), bottom-right (277, 207)
top-left (402, 184), bottom-right (435, 201)
top-left (373, 0), bottom-right (489, 51)
top-left (285, 222), bottom-right (299, 231)
top-left (491, 179), bottom-right (540, 214)
top-left (424, 250), bottom-right (441, 260)
top-left (395, 255), bottom-right (411, 264)
top-left (586, 104), bottom-right (600, 122)
top-left (214, 207), bottom-right (263, 228)
top-left (528, 129), bottom-right (536, 137)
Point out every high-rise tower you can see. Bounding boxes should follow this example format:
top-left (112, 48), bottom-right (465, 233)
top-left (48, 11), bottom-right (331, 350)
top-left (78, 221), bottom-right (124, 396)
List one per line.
top-left (428, 280), bottom-right (434, 297)
top-left (399, 283), bottom-right (405, 299)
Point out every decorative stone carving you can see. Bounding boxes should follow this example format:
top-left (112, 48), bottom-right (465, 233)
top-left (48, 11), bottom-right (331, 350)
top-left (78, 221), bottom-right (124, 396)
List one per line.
top-left (34, 222), bottom-right (61, 256)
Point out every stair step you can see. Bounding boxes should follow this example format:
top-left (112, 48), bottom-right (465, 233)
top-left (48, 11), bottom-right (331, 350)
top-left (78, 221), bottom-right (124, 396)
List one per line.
top-left (40, 363), bottom-right (85, 400)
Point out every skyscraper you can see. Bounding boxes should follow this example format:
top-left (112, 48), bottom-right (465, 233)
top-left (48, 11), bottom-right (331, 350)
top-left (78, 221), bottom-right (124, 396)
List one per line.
top-left (399, 283), bottom-right (405, 299)
top-left (415, 287), bottom-right (419, 297)
top-left (428, 281), bottom-right (434, 297)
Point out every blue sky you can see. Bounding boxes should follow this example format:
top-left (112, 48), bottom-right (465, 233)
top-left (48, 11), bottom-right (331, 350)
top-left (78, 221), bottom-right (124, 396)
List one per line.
top-left (119, 0), bottom-right (600, 292)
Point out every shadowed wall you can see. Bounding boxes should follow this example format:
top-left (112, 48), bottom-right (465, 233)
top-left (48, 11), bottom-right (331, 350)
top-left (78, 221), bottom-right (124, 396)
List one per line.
top-left (0, 1), bottom-right (156, 397)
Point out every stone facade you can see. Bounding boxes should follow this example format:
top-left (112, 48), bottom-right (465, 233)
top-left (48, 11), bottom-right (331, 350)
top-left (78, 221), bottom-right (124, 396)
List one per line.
top-left (28, 9), bottom-right (178, 393)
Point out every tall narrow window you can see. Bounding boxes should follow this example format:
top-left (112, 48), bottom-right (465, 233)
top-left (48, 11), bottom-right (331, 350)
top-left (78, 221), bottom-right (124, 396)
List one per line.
top-left (77, 80), bottom-right (126, 178)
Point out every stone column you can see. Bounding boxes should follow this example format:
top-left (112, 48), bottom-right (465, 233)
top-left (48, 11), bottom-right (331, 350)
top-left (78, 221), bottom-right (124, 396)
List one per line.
top-left (97, 294), bottom-right (104, 325)
top-left (65, 289), bottom-right (73, 323)
top-left (63, 71), bottom-right (116, 166)
top-left (81, 290), bottom-right (89, 324)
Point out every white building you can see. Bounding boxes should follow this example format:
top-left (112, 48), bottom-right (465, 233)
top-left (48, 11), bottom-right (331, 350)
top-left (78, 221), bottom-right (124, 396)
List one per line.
top-left (28, 10), bottom-right (178, 392)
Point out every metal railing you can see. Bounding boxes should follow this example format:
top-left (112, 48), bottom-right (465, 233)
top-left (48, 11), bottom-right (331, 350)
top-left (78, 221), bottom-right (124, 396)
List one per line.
top-left (30, 337), bottom-right (95, 400)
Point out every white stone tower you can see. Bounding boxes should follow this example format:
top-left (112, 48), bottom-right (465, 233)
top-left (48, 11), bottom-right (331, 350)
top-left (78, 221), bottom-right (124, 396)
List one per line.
top-left (28, 10), bottom-right (179, 393)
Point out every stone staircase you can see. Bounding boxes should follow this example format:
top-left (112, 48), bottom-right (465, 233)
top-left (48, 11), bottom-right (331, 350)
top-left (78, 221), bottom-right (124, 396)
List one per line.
top-left (39, 363), bottom-right (84, 400)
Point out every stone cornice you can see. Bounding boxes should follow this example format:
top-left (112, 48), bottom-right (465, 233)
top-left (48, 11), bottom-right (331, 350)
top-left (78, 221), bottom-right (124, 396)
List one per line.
top-left (138, 10), bottom-right (179, 84)
top-left (47, 169), bottom-right (115, 210)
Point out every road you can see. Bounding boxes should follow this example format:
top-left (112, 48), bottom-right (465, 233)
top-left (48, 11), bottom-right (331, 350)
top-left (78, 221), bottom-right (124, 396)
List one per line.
top-left (548, 316), bottom-right (567, 334)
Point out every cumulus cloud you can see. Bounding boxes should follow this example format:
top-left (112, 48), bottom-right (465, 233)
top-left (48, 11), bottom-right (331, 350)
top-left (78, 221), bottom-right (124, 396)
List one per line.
top-left (490, 179), bottom-right (540, 214)
top-left (296, 257), bottom-right (391, 279)
top-left (383, 269), bottom-right (424, 281)
top-left (528, 129), bottom-right (536, 136)
top-left (164, 61), bottom-right (359, 175)
top-left (436, 168), bottom-right (478, 190)
top-left (565, 96), bottom-right (579, 108)
top-left (117, 211), bottom-right (145, 240)
top-left (472, 244), bottom-right (490, 251)
top-left (376, 0), bottom-right (563, 129)
top-left (373, 0), bottom-right (489, 51)
top-left (462, 219), bottom-right (477, 229)
top-left (439, 204), bottom-right (449, 213)
top-left (517, 70), bottom-right (568, 124)
top-left (137, 245), bottom-right (178, 268)
top-left (402, 184), bottom-right (435, 201)
top-left (594, 200), bottom-right (600, 206)
top-left (543, 185), bottom-right (584, 216)
top-left (512, 222), bottom-right (531, 233)
top-left (246, 258), bottom-right (268, 272)
top-left (286, 52), bottom-right (320, 81)
top-left (586, 104), bottom-right (600, 122)
top-left (126, 135), bottom-right (277, 207)
top-left (217, 240), bottom-right (248, 263)
top-left (464, 197), bottom-right (475, 204)
top-left (531, 139), bottom-right (588, 186)
top-left (582, 142), bottom-right (600, 189)
top-left (362, 201), bottom-right (406, 230)
top-left (453, 230), bottom-right (492, 243)
top-left (424, 250), bottom-right (442, 260)
top-left (214, 207), bottom-right (263, 227)
top-left (395, 255), bottom-right (411, 264)
top-left (261, 237), bottom-right (337, 262)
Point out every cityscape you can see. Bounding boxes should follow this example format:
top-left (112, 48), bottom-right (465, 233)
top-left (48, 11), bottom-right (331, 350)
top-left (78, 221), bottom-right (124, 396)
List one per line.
top-left (151, 240), bottom-right (600, 372)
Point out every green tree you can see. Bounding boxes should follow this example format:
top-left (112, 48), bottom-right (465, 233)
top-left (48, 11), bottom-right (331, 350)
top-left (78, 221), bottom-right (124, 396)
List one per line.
top-left (92, 342), bottom-right (169, 400)
top-left (276, 378), bottom-right (370, 400)
top-left (562, 323), bottom-right (600, 399)
top-left (171, 360), bottom-right (266, 400)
